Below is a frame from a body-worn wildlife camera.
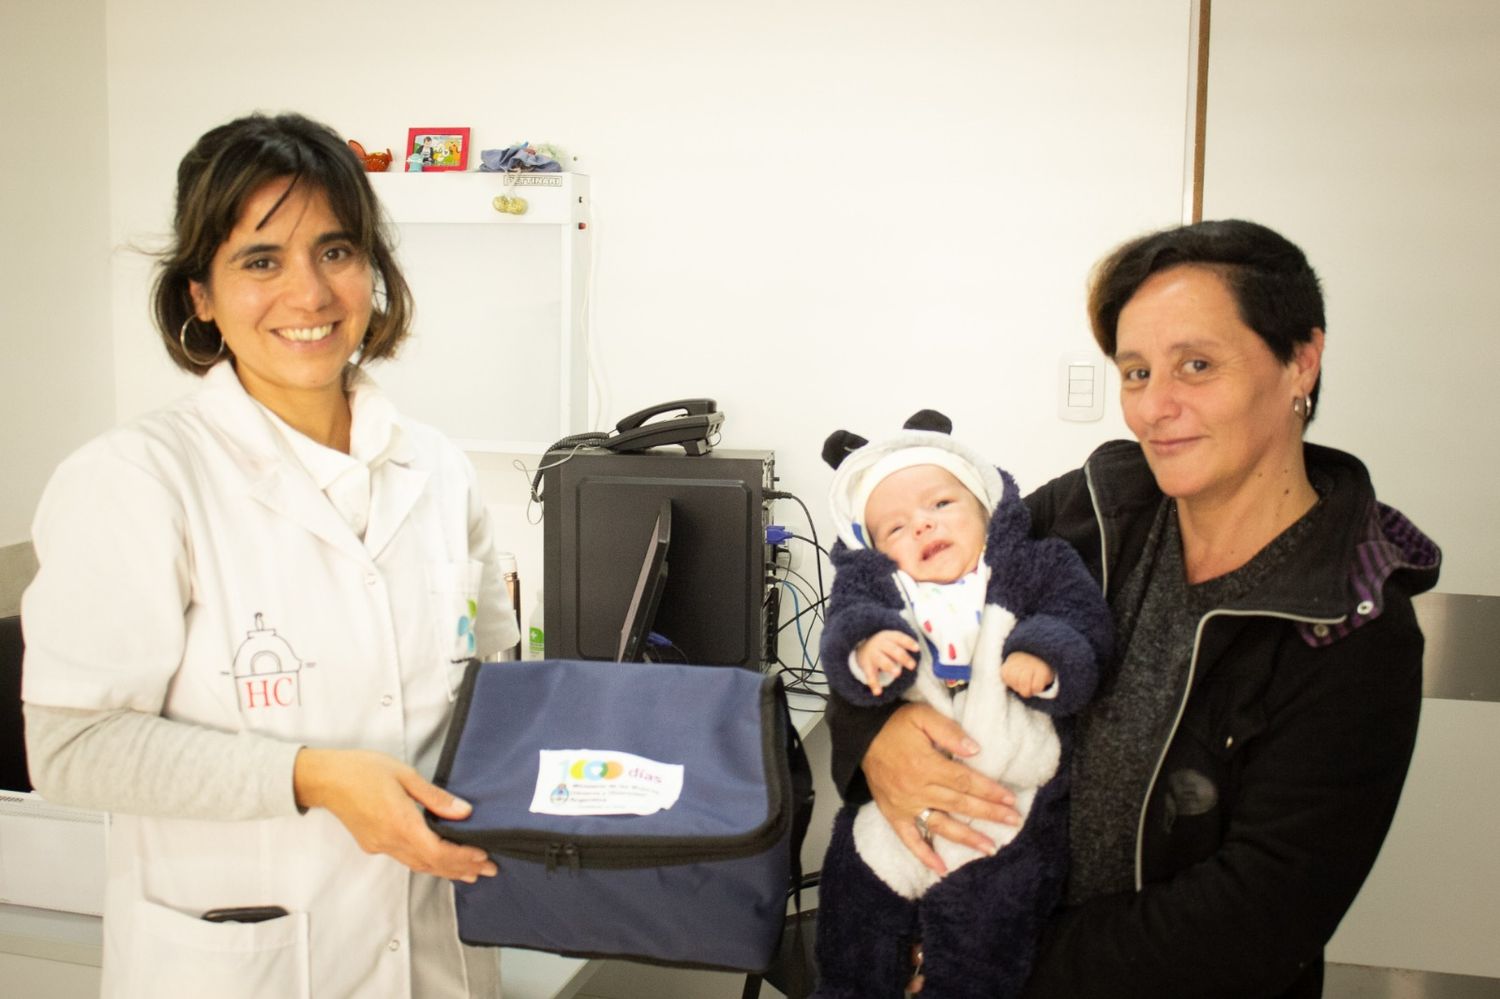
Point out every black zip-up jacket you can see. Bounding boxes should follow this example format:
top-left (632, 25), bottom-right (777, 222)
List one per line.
top-left (827, 440), bottom-right (1441, 998)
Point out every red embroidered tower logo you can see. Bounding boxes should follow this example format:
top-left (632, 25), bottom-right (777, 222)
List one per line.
top-left (229, 613), bottom-right (314, 710)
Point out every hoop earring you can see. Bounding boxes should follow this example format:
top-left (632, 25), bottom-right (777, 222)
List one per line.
top-left (1292, 395), bottom-right (1314, 420)
top-left (179, 316), bottom-right (226, 366)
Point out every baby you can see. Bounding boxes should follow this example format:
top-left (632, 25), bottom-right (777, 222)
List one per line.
top-left (856, 461), bottom-right (1056, 702)
top-left (813, 410), bottom-right (1111, 999)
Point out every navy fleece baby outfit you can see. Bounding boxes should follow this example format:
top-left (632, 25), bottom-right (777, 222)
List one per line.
top-left (815, 418), bottom-right (1111, 999)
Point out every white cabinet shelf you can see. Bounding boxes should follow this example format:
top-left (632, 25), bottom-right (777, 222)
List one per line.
top-left (367, 172), bottom-right (591, 453)
top-left (371, 171), bottom-right (588, 227)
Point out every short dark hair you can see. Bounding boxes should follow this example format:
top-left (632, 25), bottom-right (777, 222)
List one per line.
top-left (1087, 219), bottom-right (1325, 413)
top-left (151, 112), bottom-right (412, 374)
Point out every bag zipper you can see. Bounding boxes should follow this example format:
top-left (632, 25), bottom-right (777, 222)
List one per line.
top-left (495, 791), bottom-right (791, 871)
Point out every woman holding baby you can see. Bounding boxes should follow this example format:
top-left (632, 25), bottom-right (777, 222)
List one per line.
top-left (828, 219), bottom-right (1441, 998)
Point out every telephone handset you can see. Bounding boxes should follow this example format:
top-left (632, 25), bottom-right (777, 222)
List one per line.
top-left (609, 398), bottom-right (724, 456)
top-left (530, 399), bottom-right (724, 505)
top-left (614, 397), bottom-right (718, 429)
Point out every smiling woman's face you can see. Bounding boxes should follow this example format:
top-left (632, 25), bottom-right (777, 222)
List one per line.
top-left (1114, 264), bottom-right (1321, 509)
top-left (189, 178), bottom-right (373, 416)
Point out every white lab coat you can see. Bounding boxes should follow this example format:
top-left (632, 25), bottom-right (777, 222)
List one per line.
top-left (22, 363), bottom-right (518, 998)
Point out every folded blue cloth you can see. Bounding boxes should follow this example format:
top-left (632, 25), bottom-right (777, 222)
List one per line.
top-left (479, 143), bottom-right (563, 172)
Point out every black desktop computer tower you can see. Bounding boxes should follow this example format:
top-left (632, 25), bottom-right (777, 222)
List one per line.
top-left (541, 449), bottom-right (776, 669)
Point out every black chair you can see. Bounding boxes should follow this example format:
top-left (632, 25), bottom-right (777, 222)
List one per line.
top-left (1, 615), bottom-right (31, 792)
top-left (741, 870), bottom-right (820, 999)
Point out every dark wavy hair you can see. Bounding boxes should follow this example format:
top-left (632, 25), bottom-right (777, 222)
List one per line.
top-left (1087, 219), bottom-right (1325, 415)
top-left (151, 112), bottom-right (412, 374)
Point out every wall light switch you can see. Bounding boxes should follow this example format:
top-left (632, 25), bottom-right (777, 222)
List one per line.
top-left (1058, 354), bottom-right (1105, 422)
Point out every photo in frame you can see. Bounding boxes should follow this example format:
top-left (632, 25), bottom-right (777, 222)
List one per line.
top-left (405, 127), bottom-right (471, 172)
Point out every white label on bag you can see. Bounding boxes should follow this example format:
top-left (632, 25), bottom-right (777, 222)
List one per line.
top-left (529, 749), bottom-right (685, 816)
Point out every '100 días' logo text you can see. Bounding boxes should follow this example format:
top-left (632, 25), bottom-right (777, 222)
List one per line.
top-left (568, 759), bottom-right (663, 783)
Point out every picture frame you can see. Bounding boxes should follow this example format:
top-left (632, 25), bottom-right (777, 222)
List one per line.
top-left (405, 127), bottom-right (471, 172)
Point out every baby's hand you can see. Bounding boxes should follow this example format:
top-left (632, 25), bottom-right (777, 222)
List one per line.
top-left (1000, 651), bottom-right (1055, 698)
top-left (855, 631), bottom-right (920, 695)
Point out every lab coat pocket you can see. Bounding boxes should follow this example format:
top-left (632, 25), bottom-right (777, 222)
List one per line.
top-left (122, 897), bottom-right (310, 999)
top-left (430, 559), bottom-right (484, 698)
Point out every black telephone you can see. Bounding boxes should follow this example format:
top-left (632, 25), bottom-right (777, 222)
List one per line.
top-left (530, 399), bottom-right (724, 505)
top-left (608, 398), bottom-right (724, 455)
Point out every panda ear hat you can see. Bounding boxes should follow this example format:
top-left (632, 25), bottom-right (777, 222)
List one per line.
top-left (824, 410), bottom-right (1004, 551)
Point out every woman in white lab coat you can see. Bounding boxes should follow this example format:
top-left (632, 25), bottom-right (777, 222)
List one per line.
top-left (21, 112), bottom-right (519, 998)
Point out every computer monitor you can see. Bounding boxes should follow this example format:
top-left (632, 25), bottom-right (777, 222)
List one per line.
top-left (617, 501), bottom-right (671, 663)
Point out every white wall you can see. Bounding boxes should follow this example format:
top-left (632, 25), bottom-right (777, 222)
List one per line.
top-left (1204, 0), bottom-right (1500, 597)
top-left (100, 0), bottom-right (1193, 592)
top-left (0, 0), bottom-right (114, 545)
top-left (16, 0), bottom-right (1491, 597)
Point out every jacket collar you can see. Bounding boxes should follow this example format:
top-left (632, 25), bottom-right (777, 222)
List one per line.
top-left (1083, 439), bottom-right (1441, 641)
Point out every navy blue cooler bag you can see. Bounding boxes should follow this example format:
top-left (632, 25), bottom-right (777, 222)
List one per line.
top-left (428, 659), bottom-right (810, 972)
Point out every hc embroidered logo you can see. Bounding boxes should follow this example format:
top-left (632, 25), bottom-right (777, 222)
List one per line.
top-left (228, 613), bottom-right (314, 710)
